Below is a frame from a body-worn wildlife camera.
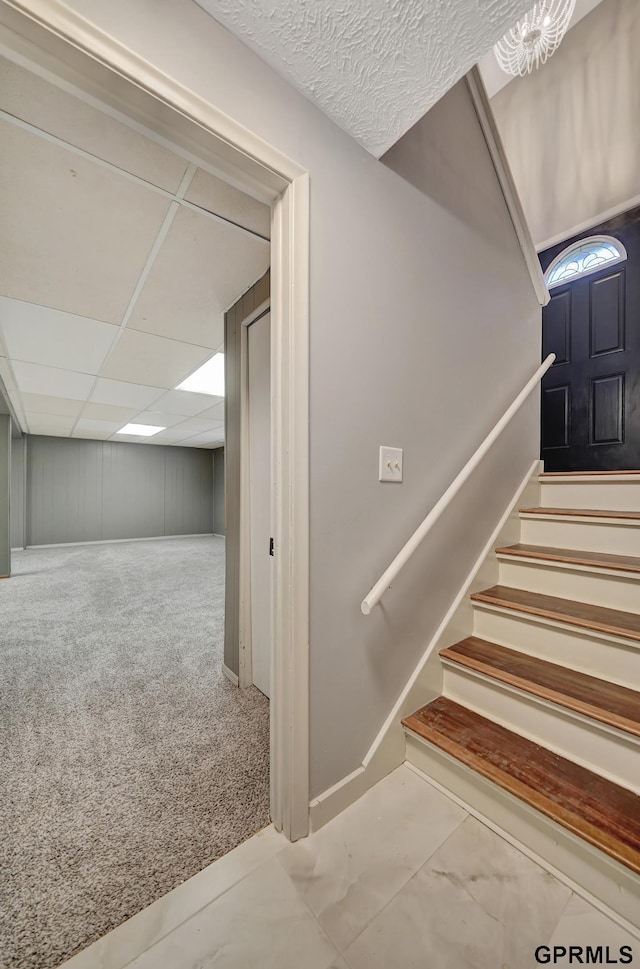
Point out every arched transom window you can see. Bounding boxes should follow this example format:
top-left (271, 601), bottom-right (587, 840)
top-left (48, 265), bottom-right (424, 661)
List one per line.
top-left (544, 235), bottom-right (627, 289)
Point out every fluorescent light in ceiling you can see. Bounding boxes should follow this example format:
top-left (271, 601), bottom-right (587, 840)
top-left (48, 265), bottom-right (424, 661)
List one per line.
top-left (175, 353), bottom-right (224, 396)
top-left (116, 423), bottom-right (166, 437)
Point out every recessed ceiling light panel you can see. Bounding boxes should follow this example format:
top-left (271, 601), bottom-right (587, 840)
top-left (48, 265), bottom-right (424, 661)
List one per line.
top-left (176, 353), bottom-right (225, 396)
top-left (116, 423), bottom-right (166, 437)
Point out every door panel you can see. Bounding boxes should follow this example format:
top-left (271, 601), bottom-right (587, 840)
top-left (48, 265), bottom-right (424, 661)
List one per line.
top-left (543, 289), bottom-right (572, 364)
top-left (591, 374), bottom-right (624, 446)
top-left (590, 272), bottom-right (624, 357)
top-left (540, 206), bottom-right (640, 470)
top-left (248, 312), bottom-right (271, 699)
top-left (542, 384), bottom-right (570, 450)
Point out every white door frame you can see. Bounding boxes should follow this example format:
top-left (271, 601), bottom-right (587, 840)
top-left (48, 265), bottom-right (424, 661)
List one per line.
top-left (0, 0), bottom-right (310, 841)
top-left (242, 305), bottom-right (272, 697)
top-left (237, 296), bottom-right (271, 694)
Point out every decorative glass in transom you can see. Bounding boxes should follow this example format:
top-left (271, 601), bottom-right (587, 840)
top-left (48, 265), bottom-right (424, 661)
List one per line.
top-left (545, 236), bottom-right (627, 289)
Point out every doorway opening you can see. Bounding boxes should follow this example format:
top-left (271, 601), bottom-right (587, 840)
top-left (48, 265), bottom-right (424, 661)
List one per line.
top-left (0, 4), bottom-right (309, 965)
top-left (539, 206), bottom-right (640, 471)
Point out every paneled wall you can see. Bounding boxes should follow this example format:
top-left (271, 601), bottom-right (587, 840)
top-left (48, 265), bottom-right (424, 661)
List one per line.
top-left (213, 446), bottom-right (225, 535)
top-left (0, 416), bottom-right (9, 575)
top-left (10, 437), bottom-right (25, 549)
top-left (25, 435), bottom-right (213, 546)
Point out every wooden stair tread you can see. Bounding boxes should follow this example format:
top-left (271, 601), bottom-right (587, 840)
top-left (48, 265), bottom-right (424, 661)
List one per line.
top-left (520, 506), bottom-right (640, 520)
top-left (495, 543), bottom-right (640, 574)
top-left (440, 637), bottom-right (640, 737)
top-left (540, 471), bottom-right (640, 477)
top-left (403, 697), bottom-right (640, 875)
top-left (471, 585), bottom-right (640, 642)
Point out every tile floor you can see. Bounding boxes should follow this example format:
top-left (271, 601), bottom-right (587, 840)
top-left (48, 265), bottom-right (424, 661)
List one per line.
top-left (61, 765), bottom-right (639, 969)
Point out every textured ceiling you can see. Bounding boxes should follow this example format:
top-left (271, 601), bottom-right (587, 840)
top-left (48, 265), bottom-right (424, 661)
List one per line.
top-left (194, 0), bottom-right (535, 157)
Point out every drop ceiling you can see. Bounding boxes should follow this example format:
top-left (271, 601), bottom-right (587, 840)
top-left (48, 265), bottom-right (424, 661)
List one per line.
top-left (0, 55), bottom-right (270, 449)
top-left (193, 0), bottom-right (536, 157)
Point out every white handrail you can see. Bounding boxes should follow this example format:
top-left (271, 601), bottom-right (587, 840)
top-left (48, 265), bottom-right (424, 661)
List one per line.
top-left (361, 353), bottom-right (556, 615)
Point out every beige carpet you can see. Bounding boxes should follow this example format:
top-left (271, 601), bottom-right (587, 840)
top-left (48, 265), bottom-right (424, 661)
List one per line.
top-left (0, 536), bottom-right (270, 969)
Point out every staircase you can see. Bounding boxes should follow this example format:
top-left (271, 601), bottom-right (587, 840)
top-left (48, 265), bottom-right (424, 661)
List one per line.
top-left (402, 471), bottom-right (640, 923)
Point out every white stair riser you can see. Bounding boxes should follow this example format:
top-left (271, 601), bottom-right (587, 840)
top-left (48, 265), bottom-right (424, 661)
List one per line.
top-left (442, 664), bottom-right (640, 795)
top-left (498, 558), bottom-right (640, 612)
top-left (472, 604), bottom-right (640, 689)
top-left (404, 735), bottom-right (640, 933)
top-left (520, 516), bottom-right (640, 556)
top-left (540, 480), bottom-right (640, 512)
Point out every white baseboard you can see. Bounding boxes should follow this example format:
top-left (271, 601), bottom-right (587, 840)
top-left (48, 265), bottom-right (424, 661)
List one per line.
top-left (213, 533), bottom-right (226, 539)
top-left (23, 533), bottom-right (215, 549)
top-left (309, 458), bottom-right (541, 833)
top-left (222, 663), bottom-right (239, 686)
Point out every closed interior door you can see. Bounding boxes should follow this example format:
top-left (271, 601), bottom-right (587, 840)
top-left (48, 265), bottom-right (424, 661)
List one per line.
top-left (248, 312), bottom-right (271, 698)
top-left (540, 208), bottom-right (640, 471)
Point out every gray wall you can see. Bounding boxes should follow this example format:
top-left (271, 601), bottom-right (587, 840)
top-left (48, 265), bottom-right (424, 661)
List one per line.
top-left (0, 416), bottom-right (9, 576)
top-left (62, 0), bottom-right (541, 798)
top-left (10, 437), bottom-right (25, 549)
top-left (26, 435), bottom-right (213, 546)
top-left (213, 447), bottom-right (225, 535)
top-left (492, 0), bottom-right (640, 248)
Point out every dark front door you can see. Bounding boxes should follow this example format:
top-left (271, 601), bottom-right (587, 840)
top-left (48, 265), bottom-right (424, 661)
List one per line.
top-left (540, 207), bottom-right (640, 471)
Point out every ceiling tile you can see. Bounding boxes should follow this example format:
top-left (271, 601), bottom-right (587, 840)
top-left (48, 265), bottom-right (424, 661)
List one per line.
top-left (90, 377), bottom-right (164, 410)
top-left (24, 412), bottom-right (77, 435)
top-left (146, 428), bottom-right (192, 444)
top-left (74, 418), bottom-right (125, 438)
top-left (108, 431), bottom-right (165, 444)
top-left (0, 297), bottom-right (118, 373)
top-left (133, 410), bottom-right (186, 428)
top-left (182, 430), bottom-right (226, 446)
top-left (27, 426), bottom-right (71, 438)
top-left (0, 119), bottom-right (172, 323)
top-left (8, 390), bottom-right (27, 427)
top-left (196, 401), bottom-right (225, 420)
top-left (185, 167), bottom-right (271, 238)
top-left (20, 393), bottom-right (84, 418)
top-left (127, 205), bottom-right (269, 347)
top-left (142, 389), bottom-right (220, 417)
top-left (0, 358), bottom-right (16, 391)
top-left (173, 441), bottom-right (217, 448)
top-left (73, 428), bottom-right (118, 441)
top-left (13, 360), bottom-right (95, 400)
top-left (100, 329), bottom-right (212, 388)
top-left (172, 417), bottom-right (225, 434)
top-left (0, 57), bottom-right (190, 193)
top-left (81, 401), bottom-right (139, 422)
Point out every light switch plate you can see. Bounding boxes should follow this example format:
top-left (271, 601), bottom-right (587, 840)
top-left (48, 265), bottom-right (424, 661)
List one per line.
top-left (379, 446), bottom-right (403, 482)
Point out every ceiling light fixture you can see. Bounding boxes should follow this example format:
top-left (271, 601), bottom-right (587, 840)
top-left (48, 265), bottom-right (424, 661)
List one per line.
top-left (494, 0), bottom-right (575, 76)
top-left (175, 352), bottom-right (225, 396)
top-left (116, 423), bottom-right (166, 437)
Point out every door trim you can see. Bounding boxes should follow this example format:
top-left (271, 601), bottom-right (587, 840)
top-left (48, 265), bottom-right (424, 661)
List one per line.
top-left (0, 0), bottom-right (310, 841)
top-left (238, 295), bottom-right (271, 693)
